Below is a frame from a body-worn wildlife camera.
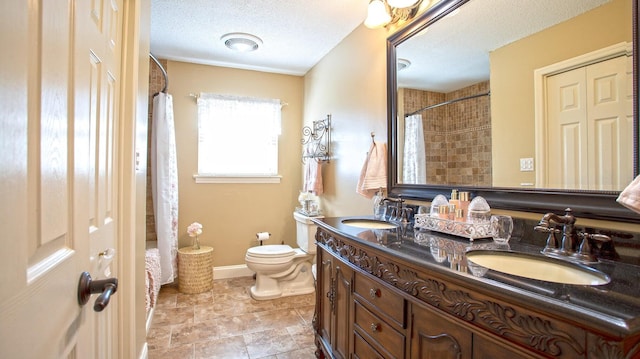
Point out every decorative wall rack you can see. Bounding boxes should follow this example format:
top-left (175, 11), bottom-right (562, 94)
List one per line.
top-left (302, 114), bottom-right (331, 163)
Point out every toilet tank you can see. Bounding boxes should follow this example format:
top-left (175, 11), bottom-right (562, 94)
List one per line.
top-left (293, 211), bottom-right (323, 254)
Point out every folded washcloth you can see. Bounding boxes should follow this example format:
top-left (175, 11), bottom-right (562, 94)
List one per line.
top-left (617, 174), bottom-right (640, 215)
top-left (303, 158), bottom-right (324, 195)
top-left (357, 141), bottom-right (387, 199)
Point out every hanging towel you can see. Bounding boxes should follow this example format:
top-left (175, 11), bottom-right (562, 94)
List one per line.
top-left (303, 158), bottom-right (324, 195)
top-left (617, 174), bottom-right (640, 215)
top-left (357, 141), bottom-right (387, 199)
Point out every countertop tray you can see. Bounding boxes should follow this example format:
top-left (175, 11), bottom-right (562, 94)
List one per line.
top-left (414, 214), bottom-right (492, 240)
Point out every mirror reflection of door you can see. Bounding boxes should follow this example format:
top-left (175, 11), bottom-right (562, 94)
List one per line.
top-left (540, 50), bottom-right (633, 190)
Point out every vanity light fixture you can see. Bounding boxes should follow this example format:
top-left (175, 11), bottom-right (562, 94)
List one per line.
top-left (221, 33), bottom-right (263, 52)
top-left (364, 0), bottom-right (422, 29)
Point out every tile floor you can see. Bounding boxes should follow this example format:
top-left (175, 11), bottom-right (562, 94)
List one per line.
top-left (146, 276), bottom-right (317, 359)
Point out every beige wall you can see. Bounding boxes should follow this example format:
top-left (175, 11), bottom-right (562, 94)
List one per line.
top-left (491, 0), bottom-right (632, 187)
top-left (303, 25), bottom-right (390, 217)
top-left (166, 61), bottom-right (304, 266)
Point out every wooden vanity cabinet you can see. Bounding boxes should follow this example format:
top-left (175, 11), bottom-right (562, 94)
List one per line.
top-left (315, 244), bottom-right (353, 359)
top-left (313, 224), bottom-right (640, 359)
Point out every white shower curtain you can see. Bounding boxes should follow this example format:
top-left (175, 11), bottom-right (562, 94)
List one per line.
top-left (151, 93), bottom-right (179, 284)
top-left (403, 114), bottom-right (427, 184)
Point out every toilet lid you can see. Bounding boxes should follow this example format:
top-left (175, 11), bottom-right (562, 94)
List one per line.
top-left (247, 244), bottom-right (295, 258)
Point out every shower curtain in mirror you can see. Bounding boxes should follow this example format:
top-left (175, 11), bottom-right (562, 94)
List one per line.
top-left (151, 93), bottom-right (179, 284)
top-left (403, 114), bottom-right (426, 184)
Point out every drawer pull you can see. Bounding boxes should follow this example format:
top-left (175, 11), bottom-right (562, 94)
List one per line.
top-left (370, 323), bottom-right (380, 332)
top-left (369, 288), bottom-right (381, 299)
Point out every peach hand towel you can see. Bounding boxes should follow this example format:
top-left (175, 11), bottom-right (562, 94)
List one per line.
top-left (617, 174), bottom-right (640, 215)
top-left (357, 141), bottom-right (387, 199)
top-left (303, 159), bottom-right (324, 195)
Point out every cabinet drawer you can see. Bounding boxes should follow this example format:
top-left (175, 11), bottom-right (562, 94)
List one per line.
top-left (354, 271), bottom-right (406, 326)
top-left (354, 300), bottom-right (405, 359)
top-left (354, 331), bottom-right (384, 359)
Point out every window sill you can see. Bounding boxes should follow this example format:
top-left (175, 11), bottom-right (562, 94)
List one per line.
top-left (193, 174), bottom-right (282, 184)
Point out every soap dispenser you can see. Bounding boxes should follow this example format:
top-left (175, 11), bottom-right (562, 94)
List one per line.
top-left (373, 188), bottom-right (385, 219)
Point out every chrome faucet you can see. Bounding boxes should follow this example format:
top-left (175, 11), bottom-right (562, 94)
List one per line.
top-left (535, 208), bottom-right (611, 263)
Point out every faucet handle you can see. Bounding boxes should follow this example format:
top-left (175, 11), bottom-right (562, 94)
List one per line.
top-left (400, 207), bottom-right (413, 224)
top-left (586, 233), bottom-right (611, 243)
top-left (573, 232), bottom-right (612, 263)
top-left (534, 225), bottom-right (560, 234)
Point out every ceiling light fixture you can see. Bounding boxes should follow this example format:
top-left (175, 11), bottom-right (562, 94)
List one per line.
top-left (364, 0), bottom-right (422, 29)
top-left (221, 33), bottom-right (263, 52)
top-left (397, 58), bottom-right (411, 71)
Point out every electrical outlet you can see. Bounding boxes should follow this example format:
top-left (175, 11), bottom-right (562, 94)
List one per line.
top-left (520, 158), bottom-right (534, 172)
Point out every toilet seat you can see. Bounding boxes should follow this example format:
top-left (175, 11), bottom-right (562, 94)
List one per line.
top-left (246, 244), bottom-right (296, 265)
top-left (247, 244), bottom-right (295, 258)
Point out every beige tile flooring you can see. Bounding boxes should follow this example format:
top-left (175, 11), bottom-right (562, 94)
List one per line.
top-left (146, 276), bottom-right (317, 359)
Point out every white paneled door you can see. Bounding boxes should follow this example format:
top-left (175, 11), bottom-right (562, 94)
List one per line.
top-left (0, 0), bottom-right (124, 357)
top-left (545, 55), bottom-right (633, 191)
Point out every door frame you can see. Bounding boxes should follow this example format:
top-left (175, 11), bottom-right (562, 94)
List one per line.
top-left (116, 0), bottom-right (150, 358)
top-left (533, 42), bottom-right (632, 187)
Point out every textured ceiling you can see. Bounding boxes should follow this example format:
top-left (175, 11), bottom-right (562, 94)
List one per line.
top-left (150, 0), bottom-right (369, 75)
top-left (150, 0), bottom-right (612, 80)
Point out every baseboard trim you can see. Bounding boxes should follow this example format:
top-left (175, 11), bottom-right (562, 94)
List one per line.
top-left (214, 264), bottom-right (254, 279)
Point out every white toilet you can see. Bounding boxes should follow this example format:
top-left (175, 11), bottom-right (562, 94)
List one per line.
top-left (245, 211), bottom-right (321, 300)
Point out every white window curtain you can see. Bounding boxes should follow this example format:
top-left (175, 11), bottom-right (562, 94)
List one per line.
top-left (403, 114), bottom-right (426, 184)
top-left (197, 93), bottom-right (281, 176)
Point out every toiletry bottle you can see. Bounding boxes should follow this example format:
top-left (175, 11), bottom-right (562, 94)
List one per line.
top-left (450, 189), bottom-right (460, 210)
top-left (459, 191), bottom-right (470, 217)
top-left (455, 208), bottom-right (465, 222)
top-left (448, 204), bottom-right (456, 220)
top-left (438, 205), bottom-right (449, 219)
top-left (372, 188), bottom-right (385, 219)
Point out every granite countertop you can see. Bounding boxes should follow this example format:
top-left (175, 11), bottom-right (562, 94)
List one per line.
top-left (314, 216), bottom-right (640, 337)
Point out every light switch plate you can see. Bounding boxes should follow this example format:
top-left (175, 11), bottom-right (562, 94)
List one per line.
top-left (520, 158), bottom-right (534, 172)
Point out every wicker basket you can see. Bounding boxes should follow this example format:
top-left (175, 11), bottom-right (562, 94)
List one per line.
top-left (177, 246), bottom-right (213, 294)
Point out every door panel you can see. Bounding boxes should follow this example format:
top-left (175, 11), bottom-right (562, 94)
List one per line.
top-left (0, 0), bottom-right (81, 357)
top-left (546, 68), bottom-right (588, 189)
top-left (82, 0), bottom-right (123, 357)
top-left (586, 55), bottom-right (633, 191)
top-left (333, 264), bottom-right (353, 359)
top-left (0, 0), bottom-right (123, 357)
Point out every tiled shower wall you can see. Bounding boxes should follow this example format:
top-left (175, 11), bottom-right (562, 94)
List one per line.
top-left (146, 58), bottom-right (168, 242)
top-left (403, 81), bottom-right (491, 186)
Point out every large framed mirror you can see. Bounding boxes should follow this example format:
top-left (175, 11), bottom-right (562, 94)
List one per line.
top-left (387, 0), bottom-right (639, 222)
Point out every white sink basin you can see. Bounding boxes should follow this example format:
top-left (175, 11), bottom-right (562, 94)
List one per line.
top-left (341, 219), bottom-right (397, 229)
top-left (465, 250), bottom-right (610, 285)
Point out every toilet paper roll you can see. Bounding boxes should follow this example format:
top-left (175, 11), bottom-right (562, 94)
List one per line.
top-left (256, 232), bottom-right (271, 241)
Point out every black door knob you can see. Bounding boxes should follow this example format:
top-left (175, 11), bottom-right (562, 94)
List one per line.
top-left (77, 271), bottom-right (118, 312)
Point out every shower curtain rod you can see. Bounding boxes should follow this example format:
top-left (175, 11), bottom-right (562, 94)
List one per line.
top-left (405, 91), bottom-right (490, 117)
top-left (149, 53), bottom-right (168, 95)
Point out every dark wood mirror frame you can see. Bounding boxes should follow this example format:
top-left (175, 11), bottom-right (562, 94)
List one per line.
top-left (387, 0), bottom-right (640, 223)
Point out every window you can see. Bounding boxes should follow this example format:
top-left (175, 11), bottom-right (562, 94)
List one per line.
top-left (195, 93), bottom-right (282, 183)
